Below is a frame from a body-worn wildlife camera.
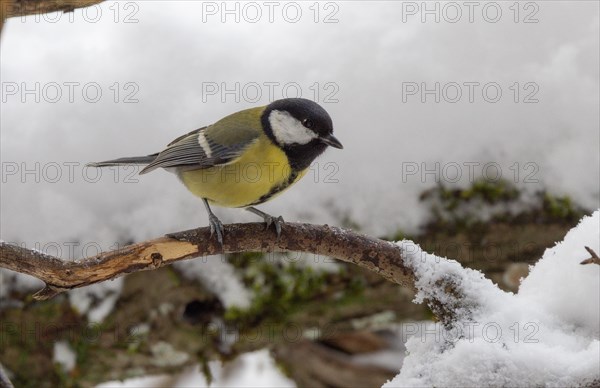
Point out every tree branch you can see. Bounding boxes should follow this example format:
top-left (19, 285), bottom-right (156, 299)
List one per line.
top-left (2, 0), bottom-right (104, 19)
top-left (0, 222), bottom-right (415, 301)
top-left (1, 0), bottom-right (105, 35)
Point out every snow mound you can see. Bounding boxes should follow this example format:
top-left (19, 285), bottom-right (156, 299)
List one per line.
top-left (386, 210), bottom-right (600, 387)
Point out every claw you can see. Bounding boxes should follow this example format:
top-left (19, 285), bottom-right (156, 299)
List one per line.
top-left (203, 198), bottom-right (224, 246)
top-left (208, 214), bottom-right (224, 245)
top-left (273, 216), bottom-right (284, 238)
top-left (246, 207), bottom-right (285, 238)
top-left (263, 214), bottom-right (285, 238)
top-left (262, 214), bottom-right (284, 238)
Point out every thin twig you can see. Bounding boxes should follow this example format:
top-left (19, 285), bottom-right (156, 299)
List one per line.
top-left (580, 246), bottom-right (600, 265)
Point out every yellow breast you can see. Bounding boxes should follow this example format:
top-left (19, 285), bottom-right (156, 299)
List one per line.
top-left (178, 137), bottom-right (306, 208)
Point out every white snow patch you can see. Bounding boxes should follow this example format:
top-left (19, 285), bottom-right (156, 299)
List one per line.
top-left (386, 210), bottom-right (600, 387)
top-left (129, 322), bottom-right (151, 337)
top-left (68, 278), bottom-right (124, 323)
top-left (96, 374), bottom-right (174, 388)
top-left (177, 349), bottom-right (296, 387)
top-left (173, 257), bottom-right (251, 309)
top-left (0, 269), bottom-right (44, 300)
top-left (53, 340), bottom-right (76, 373)
top-left (96, 349), bottom-right (295, 388)
top-left (173, 252), bottom-right (338, 312)
top-left (352, 349), bottom-right (407, 372)
top-left (150, 341), bottom-right (190, 368)
top-left (519, 212), bottom-right (600, 338)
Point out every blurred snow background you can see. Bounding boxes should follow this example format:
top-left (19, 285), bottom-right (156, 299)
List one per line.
top-left (1, 1), bottom-right (598, 248)
top-left (1, 1), bottom-right (599, 386)
top-left (94, 349), bottom-right (295, 388)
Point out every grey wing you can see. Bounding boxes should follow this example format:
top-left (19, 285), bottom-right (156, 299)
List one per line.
top-left (139, 126), bottom-right (258, 175)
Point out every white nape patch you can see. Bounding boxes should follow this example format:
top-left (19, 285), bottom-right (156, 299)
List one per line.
top-left (197, 131), bottom-right (212, 158)
top-left (269, 110), bottom-right (318, 146)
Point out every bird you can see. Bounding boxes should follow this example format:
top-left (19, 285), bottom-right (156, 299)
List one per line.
top-left (88, 98), bottom-right (343, 244)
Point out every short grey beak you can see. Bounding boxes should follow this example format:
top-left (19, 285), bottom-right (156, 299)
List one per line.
top-left (321, 134), bottom-right (343, 149)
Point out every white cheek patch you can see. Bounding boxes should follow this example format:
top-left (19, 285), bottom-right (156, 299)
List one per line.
top-left (269, 110), bottom-right (318, 146)
top-left (197, 131), bottom-right (213, 158)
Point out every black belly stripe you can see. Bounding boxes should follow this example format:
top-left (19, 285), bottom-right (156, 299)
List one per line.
top-left (247, 170), bottom-right (299, 207)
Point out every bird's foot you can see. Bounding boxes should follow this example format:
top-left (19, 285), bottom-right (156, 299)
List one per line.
top-left (208, 214), bottom-right (225, 245)
top-left (246, 207), bottom-right (284, 238)
top-left (263, 214), bottom-right (284, 238)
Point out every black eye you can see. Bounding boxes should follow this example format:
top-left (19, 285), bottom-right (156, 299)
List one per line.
top-left (302, 119), bottom-right (314, 129)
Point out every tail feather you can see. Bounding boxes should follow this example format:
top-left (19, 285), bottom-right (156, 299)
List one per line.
top-left (86, 154), bottom-right (158, 168)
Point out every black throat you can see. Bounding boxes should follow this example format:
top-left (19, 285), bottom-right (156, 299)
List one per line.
top-left (261, 111), bottom-right (328, 171)
top-left (280, 141), bottom-right (328, 171)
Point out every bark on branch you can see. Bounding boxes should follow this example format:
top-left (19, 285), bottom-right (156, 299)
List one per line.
top-left (2, 0), bottom-right (104, 19)
top-left (1, 0), bottom-right (105, 35)
top-left (0, 222), bottom-right (415, 301)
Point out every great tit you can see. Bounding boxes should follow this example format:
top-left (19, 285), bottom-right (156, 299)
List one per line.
top-left (88, 98), bottom-right (343, 244)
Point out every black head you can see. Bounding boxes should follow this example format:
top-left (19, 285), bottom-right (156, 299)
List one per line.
top-left (261, 98), bottom-right (343, 170)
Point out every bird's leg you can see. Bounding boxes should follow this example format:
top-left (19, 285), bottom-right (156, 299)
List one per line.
top-left (246, 207), bottom-right (284, 238)
top-left (203, 198), bottom-right (224, 245)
